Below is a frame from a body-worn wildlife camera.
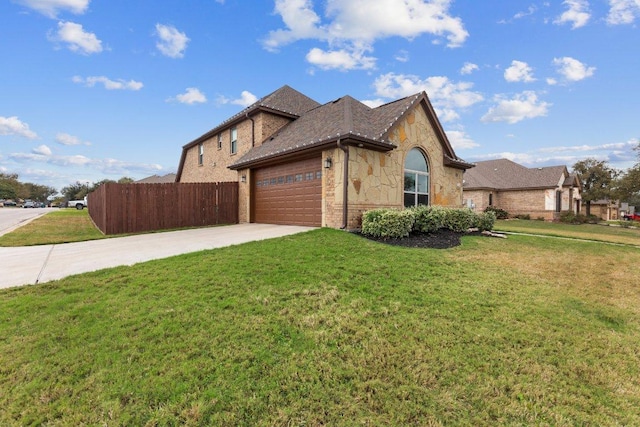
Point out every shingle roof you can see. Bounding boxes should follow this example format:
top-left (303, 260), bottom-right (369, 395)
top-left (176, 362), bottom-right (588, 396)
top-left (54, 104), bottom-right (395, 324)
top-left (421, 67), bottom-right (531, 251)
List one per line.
top-left (230, 95), bottom-right (406, 167)
top-left (463, 159), bottom-right (572, 190)
top-left (230, 91), bottom-right (473, 169)
top-left (135, 173), bottom-right (177, 184)
top-left (182, 85), bottom-right (320, 150)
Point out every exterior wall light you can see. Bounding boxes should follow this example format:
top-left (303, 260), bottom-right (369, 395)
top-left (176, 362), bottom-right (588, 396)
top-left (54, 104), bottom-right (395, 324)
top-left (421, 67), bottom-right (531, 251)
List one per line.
top-left (324, 157), bottom-right (332, 169)
top-left (241, 175), bottom-right (247, 183)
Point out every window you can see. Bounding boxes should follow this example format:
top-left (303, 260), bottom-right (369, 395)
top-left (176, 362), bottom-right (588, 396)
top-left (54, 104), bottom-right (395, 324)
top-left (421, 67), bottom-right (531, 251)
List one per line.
top-left (217, 133), bottom-right (222, 150)
top-left (403, 148), bottom-right (429, 208)
top-left (198, 143), bottom-right (204, 166)
top-left (230, 127), bottom-right (237, 154)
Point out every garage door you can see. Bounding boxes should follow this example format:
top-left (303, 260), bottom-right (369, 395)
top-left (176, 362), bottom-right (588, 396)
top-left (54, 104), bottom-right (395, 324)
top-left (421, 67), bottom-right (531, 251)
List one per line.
top-left (253, 156), bottom-right (322, 226)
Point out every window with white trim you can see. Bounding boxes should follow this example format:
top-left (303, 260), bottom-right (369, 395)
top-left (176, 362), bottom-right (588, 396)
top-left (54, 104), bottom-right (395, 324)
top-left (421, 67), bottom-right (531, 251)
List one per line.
top-left (198, 143), bottom-right (204, 166)
top-left (404, 148), bottom-right (430, 207)
top-left (217, 133), bottom-right (222, 150)
top-left (230, 127), bottom-right (237, 154)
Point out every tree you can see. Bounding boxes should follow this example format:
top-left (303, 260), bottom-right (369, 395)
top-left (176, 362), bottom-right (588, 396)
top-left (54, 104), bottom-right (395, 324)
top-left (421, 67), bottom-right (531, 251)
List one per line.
top-left (61, 181), bottom-right (92, 200)
top-left (572, 158), bottom-right (619, 216)
top-left (614, 141), bottom-right (640, 206)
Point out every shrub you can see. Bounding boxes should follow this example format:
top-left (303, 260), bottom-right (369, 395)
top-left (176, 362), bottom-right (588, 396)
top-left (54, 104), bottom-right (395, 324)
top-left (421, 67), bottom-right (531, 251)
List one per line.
top-left (442, 208), bottom-right (476, 233)
top-left (361, 208), bottom-right (415, 239)
top-left (411, 205), bottom-right (446, 233)
top-left (474, 211), bottom-right (496, 232)
top-left (484, 206), bottom-right (508, 219)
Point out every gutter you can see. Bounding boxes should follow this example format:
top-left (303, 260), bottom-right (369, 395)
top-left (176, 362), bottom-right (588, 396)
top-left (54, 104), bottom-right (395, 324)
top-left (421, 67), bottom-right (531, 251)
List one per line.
top-left (337, 139), bottom-right (349, 229)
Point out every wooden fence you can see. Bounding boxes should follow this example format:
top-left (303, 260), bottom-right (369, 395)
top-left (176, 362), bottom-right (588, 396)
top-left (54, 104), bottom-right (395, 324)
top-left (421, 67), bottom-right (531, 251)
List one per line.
top-left (88, 182), bottom-right (238, 235)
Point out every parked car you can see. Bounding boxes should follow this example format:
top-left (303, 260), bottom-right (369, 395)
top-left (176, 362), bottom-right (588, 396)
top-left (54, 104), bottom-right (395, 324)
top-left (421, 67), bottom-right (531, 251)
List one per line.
top-left (623, 213), bottom-right (640, 221)
top-left (67, 196), bottom-right (88, 210)
top-left (23, 200), bottom-right (35, 208)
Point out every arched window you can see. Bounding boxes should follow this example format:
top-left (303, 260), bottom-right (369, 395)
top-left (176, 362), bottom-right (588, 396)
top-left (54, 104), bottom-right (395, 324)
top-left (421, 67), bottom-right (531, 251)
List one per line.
top-left (404, 148), bottom-right (430, 207)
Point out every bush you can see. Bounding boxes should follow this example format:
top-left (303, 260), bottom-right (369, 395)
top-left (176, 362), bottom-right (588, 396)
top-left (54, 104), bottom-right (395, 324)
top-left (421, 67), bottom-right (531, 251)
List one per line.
top-left (361, 208), bottom-right (415, 239)
top-left (442, 208), bottom-right (476, 233)
top-left (484, 206), bottom-right (508, 219)
top-left (411, 205), bottom-right (446, 233)
top-left (362, 206), bottom-right (495, 239)
top-left (474, 211), bottom-right (496, 232)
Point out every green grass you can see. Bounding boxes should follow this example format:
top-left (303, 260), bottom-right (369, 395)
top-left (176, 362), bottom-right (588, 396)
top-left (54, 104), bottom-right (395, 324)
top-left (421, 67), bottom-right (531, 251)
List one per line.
top-left (1, 228), bottom-right (639, 425)
top-left (494, 219), bottom-right (640, 247)
top-left (0, 209), bottom-right (105, 246)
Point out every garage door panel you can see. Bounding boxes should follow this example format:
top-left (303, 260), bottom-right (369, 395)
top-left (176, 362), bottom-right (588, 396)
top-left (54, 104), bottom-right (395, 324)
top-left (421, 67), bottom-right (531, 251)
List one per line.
top-left (253, 157), bottom-right (321, 226)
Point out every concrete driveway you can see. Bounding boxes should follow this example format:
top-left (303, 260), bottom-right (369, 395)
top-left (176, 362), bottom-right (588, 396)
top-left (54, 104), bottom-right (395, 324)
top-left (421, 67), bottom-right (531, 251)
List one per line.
top-left (0, 223), bottom-right (315, 289)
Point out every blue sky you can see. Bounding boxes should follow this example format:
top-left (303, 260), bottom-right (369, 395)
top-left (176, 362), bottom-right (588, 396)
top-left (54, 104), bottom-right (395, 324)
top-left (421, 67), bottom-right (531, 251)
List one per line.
top-left (1, 0), bottom-right (639, 191)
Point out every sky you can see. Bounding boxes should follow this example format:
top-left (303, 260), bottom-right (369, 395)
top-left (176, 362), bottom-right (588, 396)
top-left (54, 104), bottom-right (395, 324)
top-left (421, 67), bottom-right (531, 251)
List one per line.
top-left (1, 0), bottom-right (639, 192)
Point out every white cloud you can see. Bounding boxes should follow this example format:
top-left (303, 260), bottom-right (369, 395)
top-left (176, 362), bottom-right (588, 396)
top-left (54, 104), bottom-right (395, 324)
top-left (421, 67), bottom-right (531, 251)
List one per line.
top-left (51, 21), bottom-right (102, 54)
top-left (9, 151), bottom-right (163, 174)
top-left (360, 98), bottom-right (386, 108)
top-left (555, 0), bottom-right (591, 29)
top-left (15, 0), bottom-right (89, 18)
top-left (155, 24), bottom-right (189, 58)
top-left (607, 0), bottom-right (640, 24)
top-left (72, 75), bottom-right (143, 90)
top-left (168, 88), bottom-right (207, 105)
top-left (263, 0), bottom-right (469, 64)
top-left (552, 56), bottom-right (595, 82)
top-left (55, 132), bottom-right (91, 146)
top-left (504, 60), bottom-right (536, 83)
top-left (446, 129), bottom-right (479, 150)
top-left (460, 62), bottom-right (478, 75)
top-left (0, 116), bottom-right (38, 139)
top-left (372, 72), bottom-right (483, 122)
top-left (394, 49), bottom-right (409, 63)
top-left (306, 47), bottom-right (376, 70)
top-left (470, 138), bottom-right (639, 169)
top-left (481, 91), bottom-right (551, 124)
top-left (216, 90), bottom-right (258, 107)
top-left (33, 144), bottom-right (52, 156)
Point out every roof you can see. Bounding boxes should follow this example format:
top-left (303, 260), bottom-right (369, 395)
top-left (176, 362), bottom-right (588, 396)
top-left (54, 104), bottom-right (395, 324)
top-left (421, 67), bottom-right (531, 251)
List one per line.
top-left (230, 91), bottom-right (473, 170)
top-left (135, 173), bottom-right (177, 184)
top-left (181, 85), bottom-right (320, 151)
top-left (463, 159), bottom-right (576, 191)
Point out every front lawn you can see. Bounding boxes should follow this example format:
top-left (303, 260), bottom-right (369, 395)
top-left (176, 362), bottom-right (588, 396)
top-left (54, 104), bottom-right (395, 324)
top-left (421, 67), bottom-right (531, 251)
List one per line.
top-left (0, 209), bottom-right (105, 246)
top-left (494, 218), bottom-right (640, 246)
top-left (1, 228), bottom-right (639, 425)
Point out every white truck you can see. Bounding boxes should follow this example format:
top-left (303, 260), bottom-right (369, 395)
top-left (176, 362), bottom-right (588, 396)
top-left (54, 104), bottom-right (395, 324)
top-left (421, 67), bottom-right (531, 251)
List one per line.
top-left (67, 196), bottom-right (88, 210)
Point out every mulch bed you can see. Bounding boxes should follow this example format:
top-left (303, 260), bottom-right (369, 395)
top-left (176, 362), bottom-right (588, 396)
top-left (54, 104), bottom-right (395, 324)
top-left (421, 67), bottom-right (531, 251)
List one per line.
top-left (357, 229), bottom-right (477, 249)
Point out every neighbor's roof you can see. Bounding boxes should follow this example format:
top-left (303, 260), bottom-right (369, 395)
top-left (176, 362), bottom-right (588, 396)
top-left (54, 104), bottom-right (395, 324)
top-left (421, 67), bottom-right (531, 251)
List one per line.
top-left (463, 159), bottom-right (575, 190)
top-left (135, 173), bottom-right (177, 184)
top-left (230, 91), bottom-right (473, 170)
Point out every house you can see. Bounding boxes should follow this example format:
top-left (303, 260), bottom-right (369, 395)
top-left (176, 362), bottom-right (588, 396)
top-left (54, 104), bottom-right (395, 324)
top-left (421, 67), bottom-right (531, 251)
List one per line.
top-left (584, 199), bottom-right (619, 221)
top-left (462, 159), bottom-right (582, 220)
top-left (135, 173), bottom-right (177, 184)
top-left (176, 85), bottom-right (473, 228)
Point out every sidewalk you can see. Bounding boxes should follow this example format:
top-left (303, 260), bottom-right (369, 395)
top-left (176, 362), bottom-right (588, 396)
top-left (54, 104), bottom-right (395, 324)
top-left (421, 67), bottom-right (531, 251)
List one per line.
top-left (0, 223), bottom-right (314, 289)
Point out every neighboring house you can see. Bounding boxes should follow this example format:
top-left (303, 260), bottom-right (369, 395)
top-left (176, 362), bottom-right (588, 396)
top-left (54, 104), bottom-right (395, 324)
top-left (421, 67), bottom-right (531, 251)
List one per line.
top-left (135, 173), bottom-right (177, 184)
top-left (463, 159), bottom-right (582, 220)
top-left (584, 199), bottom-right (619, 221)
top-left (176, 85), bottom-right (473, 228)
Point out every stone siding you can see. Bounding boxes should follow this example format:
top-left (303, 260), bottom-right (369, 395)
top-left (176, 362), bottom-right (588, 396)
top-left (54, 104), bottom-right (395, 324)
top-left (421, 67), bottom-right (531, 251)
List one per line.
top-left (323, 105), bottom-right (464, 229)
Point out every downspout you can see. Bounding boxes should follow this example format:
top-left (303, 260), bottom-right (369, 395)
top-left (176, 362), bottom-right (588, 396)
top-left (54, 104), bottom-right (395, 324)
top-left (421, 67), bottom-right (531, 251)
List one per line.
top-left (337, 139), bottom-right (349, 229)
top-left (245, 113), bottom-right (255, 147)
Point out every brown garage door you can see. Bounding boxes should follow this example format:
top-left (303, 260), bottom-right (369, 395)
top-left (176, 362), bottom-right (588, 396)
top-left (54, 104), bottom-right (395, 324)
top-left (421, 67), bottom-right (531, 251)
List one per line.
top-left (253, 156), bottom-right (322, 226)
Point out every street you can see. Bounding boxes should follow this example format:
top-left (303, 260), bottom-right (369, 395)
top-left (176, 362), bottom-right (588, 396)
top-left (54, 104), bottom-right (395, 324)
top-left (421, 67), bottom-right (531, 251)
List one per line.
top-left (0, 207), bottom-right (53, 237)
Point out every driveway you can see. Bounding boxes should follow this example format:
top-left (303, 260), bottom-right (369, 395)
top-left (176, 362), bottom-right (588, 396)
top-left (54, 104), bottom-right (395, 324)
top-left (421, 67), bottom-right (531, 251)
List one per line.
top-left (0, 223), bottom-right (315, 289)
